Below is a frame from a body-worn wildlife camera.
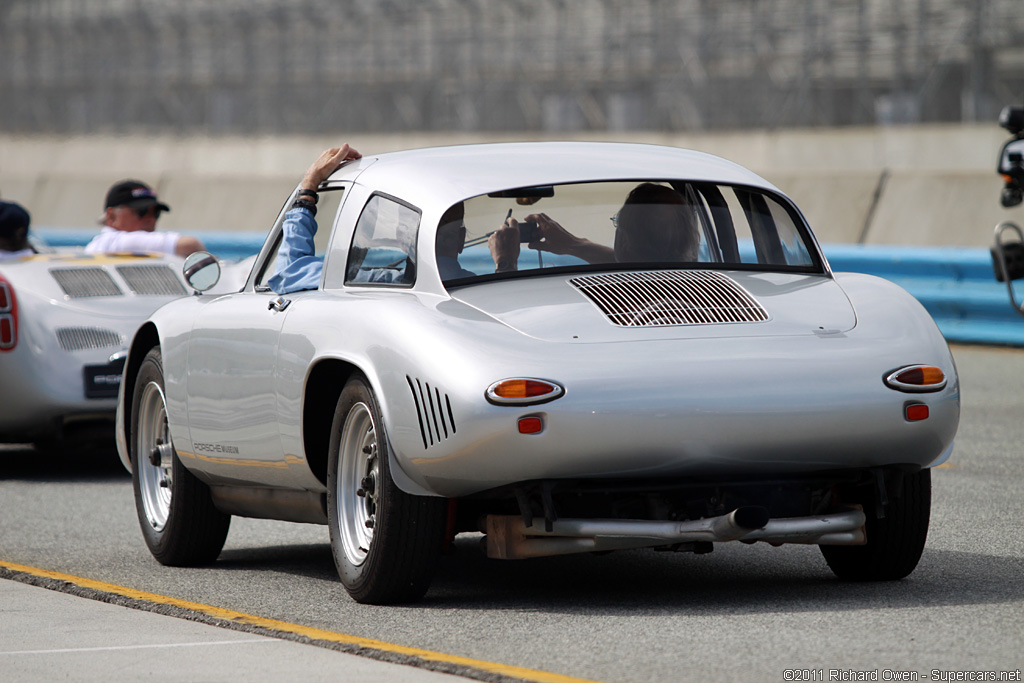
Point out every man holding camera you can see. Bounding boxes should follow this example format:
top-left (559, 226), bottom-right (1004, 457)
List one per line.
top-left (488, 183), bottom-right (699, 270)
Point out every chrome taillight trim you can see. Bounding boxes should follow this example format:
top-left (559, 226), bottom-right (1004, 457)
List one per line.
top-left (0, 314), bottom-right (14, 350)
top-left (485, 378), bottom-right (565, 406)
top-left (0, 281), bottom-right (12, 313)
top-left (884, 365), bottom-right (948, 393)
top-left (0, 279), bottom-right (16, 350)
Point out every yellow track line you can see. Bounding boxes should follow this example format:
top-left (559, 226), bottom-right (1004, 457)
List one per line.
top-left (0, 560), bottom-right (599, 683)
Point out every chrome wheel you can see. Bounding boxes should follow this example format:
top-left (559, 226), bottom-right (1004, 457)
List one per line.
top-left (337, 401), bottom-right (379, 566)
top-left (136, 379), bottom-right (173, 531)
top-left (130, 346), bottom-right (230, 566)
top-left (327, 374), bottom-right (447, 603)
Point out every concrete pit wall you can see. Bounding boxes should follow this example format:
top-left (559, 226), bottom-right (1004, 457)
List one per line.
top-left (2, 125), bottom-right (1023, 248)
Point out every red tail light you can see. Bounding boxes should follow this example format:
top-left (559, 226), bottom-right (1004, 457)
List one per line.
top-left (0, 276), bottom-right (16, 351)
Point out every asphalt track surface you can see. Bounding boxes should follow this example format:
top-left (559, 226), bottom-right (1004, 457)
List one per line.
top-left (1, 344), bottom-right (1022, 682)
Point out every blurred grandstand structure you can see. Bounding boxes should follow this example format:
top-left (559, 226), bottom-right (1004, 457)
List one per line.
top-left (1, 0), bottom-right (1023, 134)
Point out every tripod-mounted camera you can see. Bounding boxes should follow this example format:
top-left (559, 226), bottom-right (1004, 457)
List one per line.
top-left (992, 104), bottom-right (1024, 317)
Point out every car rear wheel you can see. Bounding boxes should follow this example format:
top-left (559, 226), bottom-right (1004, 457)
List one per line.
top-left (327, 373), bottom-right (447, 604)
top-left (131, 347), bottom-right (230, 566)
top-left (820, 468), bottom-right (931, 581)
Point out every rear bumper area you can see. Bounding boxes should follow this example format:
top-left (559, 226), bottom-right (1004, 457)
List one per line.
top-left (0, 347), bottom-right (120, 442)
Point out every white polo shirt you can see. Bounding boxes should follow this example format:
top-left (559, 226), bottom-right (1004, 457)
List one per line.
top-left (84, 227), bottom-right (181, 255)
top-left (0, 248), bottom-right (35, 262)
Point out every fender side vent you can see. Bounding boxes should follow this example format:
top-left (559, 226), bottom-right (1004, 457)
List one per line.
top-left (56, 327), bottom-right (124, 352)
top-left (406, 376), bottom-right (456, 449)
top-left (50, 267), bottom-right (122, 298)
top-left (570, 270), bottom-right (768, 327)
top-left (116, 264), bottom-right (187, 296)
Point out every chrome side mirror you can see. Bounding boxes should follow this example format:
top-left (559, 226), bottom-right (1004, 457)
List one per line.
top-left (182, 251), bottom-right (221, 292)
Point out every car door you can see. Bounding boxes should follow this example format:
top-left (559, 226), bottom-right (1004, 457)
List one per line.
top-left (183, 186), bottom-right (349, 487)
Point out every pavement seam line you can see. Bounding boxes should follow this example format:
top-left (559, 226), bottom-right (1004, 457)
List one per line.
top-left (0, 560), bottom-right (599, 683)
top-left (1, 640), bottom-right (273, 656)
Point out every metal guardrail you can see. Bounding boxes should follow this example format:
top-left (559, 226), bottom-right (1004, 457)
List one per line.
top-left (35, 229), bottom-right (1024, 347)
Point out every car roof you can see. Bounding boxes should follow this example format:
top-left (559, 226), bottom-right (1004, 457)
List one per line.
top-left (337, 142), bottom-right (783, 212)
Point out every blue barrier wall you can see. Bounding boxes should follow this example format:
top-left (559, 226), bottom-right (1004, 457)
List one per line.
top-left (824, 244), bottom-right (1024, 347)
top-left (36, 229), bottom-right (1024, 347)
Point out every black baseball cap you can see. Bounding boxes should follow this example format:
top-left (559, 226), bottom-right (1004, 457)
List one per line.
top-left (104, 180), bottom-right (171, 213)
top-left (0, 200), bottom-right (31, 238)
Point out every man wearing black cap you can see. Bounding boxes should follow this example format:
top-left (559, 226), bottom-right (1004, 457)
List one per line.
top-left (0, 200), bottom-right (35, 261)
top-left (85, 180), bottom-right (205, 257)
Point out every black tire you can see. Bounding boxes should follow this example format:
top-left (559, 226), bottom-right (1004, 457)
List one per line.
top-left (327, 373), bottom-right (447, 604)
top-left (130, 347), bottom-right (230, 566)
top-left (821, 469), bottom-right (931, 581)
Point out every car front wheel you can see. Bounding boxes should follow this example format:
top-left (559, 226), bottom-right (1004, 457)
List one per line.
top-left (820, 468), bottom-right (931, 581)
top-left (327, 373), bottom-right (447, 604)
top-left (130, 347), bottom-right (230, 566)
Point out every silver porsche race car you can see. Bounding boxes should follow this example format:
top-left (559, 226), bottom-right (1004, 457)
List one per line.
top-left (114, 142), bottom-right (959, 604)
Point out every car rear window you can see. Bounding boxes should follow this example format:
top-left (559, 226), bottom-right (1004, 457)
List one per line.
top-left (438, 180), bottom-right (821, 284)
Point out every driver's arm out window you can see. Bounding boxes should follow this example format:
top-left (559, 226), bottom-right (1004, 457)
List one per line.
top-left (254, 187), bottom-right (346, 291)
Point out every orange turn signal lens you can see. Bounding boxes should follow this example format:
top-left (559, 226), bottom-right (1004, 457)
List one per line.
top-left (486, 378), bottom-right (564, 405)
top-left (884, 365), bottom-right (947, 393)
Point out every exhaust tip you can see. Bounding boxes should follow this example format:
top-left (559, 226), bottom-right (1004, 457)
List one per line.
top-left (732, 506), bottom-right (770, 530)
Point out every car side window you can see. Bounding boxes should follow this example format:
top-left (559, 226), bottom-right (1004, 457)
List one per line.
top-left (727, 188), bottom-right (813, 267)
top-left (254, 187), bottom-right (347, 291)
top-left (345, 194), bottom-right (420, 287)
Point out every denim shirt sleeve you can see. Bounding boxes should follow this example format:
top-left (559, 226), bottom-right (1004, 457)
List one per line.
top-left (268, 207), bottom-right (324, 294)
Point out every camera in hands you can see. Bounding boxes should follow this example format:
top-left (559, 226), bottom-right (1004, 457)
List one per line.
top-left (517, 220), bottom-right (540, 243)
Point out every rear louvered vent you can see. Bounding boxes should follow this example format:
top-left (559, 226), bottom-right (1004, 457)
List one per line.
top-left (570, 270), bottom-right (768, 327)
top-left (116, 265), bottom-right (187, 296)
top-left (406, 376), bottom-right (456, 449)
top-left (50, 268), bottom-right (122, 298)
top-left (56, 327), bottom-right (124, 352)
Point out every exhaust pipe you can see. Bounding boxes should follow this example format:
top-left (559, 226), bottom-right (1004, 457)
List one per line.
top-left (484, 507), bottom-right (865, 559)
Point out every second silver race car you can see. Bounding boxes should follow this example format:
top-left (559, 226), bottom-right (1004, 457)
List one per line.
top-left (1, 251), bottom-right (253, 449)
